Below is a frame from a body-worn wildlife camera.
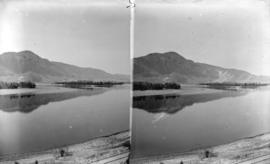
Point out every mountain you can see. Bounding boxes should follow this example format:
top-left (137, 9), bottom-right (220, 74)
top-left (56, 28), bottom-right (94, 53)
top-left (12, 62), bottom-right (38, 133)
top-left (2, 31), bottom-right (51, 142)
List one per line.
top-left (134, 52), bottom-right (270, 83)
top-left (0, 51), bottom-right (129, 82)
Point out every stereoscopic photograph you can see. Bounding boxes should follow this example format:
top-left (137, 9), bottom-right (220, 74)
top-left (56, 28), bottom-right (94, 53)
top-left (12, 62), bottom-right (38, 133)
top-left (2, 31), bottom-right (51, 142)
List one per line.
top-left (0, 0), bottom-right (130, 163)
top-left (131, 0), bottom-right (270, 163)
top-left (1, 0), bottom-right (270, 164)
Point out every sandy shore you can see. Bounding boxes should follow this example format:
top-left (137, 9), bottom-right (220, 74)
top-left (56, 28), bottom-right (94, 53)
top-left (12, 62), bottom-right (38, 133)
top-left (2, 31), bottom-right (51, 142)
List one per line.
top-left (0, 131), bottom-right (130, 164)
top-left (131, 132), bottom-right (270, 164)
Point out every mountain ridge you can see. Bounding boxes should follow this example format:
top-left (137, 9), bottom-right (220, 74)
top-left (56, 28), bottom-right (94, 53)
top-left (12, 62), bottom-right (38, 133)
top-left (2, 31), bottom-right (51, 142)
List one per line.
top-left (134, 52), bottom-right (270, 83)
top-left (0, 51), bottom-right (129, 82)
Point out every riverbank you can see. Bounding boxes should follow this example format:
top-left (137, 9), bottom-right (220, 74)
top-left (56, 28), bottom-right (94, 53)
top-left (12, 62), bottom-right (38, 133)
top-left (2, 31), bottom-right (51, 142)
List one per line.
top-left (0, 84), bottom-right (109, 96)
top-left (133, 84), bottom-right (227, 97)
top-left (0, 83), bottom-right (130, 96)
top-left (131, 132), bottom-right (270, 164)
top-left (0, 131), bottom-right (130, 164)
top-left (132, 83), bottom-right (268, 97)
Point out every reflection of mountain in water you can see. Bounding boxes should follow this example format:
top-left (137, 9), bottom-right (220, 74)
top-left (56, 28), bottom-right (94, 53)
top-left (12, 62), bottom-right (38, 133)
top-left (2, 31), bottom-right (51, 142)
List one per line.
top-left (0, 89), bottom-right (106, 113)
top-left (133, 91), bottom-right (248, 114)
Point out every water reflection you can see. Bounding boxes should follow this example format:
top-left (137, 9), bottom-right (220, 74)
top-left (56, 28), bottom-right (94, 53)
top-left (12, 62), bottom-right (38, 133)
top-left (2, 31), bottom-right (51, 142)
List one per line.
top-left (0, 87), bottom-right (129, 156)
top-left (0, 89), bottom-right (106, 113)
top-left (133, 91), bottom-right (248, 114)
top-left (132, 89), bottom-right (270, 158)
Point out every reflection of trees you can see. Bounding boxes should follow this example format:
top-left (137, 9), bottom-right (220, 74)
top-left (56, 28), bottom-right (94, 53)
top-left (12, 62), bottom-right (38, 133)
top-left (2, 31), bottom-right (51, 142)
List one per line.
top-left (133, 91), bottom-right (248, 114)
top-left (0, 89), bottom-right (106, 113)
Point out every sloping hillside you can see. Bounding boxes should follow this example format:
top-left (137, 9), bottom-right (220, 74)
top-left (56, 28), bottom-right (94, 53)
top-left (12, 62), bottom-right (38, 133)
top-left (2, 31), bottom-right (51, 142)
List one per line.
top-left (134, 52), bottom-right (270, 83)
top-left (0, 51), bottom-right (129, 82)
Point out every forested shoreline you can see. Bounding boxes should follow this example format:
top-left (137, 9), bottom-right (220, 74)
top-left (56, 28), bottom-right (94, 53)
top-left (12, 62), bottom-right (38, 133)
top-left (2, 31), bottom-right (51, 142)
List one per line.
top-left (0, 82), bottom-right (36, 89)
top-left (133, 82), bottom-right (181, 91)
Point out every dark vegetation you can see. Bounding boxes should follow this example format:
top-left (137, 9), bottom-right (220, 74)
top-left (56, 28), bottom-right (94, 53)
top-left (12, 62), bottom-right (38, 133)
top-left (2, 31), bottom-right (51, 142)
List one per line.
top-left (133, 81), bottom-right (181, 91)
top-left (0, 81), bottom-right (36, 89)
top-left (203, 149), bottom-right (217, 158)
top-left (55, 81), bottom-right (125, 89)
top-left (200, 82), bottom-right (269, 87)
top-left (200, 82), bottom-right (269, 90)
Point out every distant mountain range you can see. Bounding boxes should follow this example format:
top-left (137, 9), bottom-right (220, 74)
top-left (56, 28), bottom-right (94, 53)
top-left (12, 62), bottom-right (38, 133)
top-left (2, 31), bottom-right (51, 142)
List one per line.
top-left (134, 52), bottom-right (270, 83)
top-left (0, 51), bottom-right (129, 82)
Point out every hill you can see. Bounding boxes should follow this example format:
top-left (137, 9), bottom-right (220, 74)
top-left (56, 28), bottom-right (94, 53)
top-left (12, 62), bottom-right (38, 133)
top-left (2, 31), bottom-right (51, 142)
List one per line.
top-left (134, 52), bottom-right (270, 83)
top-left (0, 51), bottom-right (129, 82)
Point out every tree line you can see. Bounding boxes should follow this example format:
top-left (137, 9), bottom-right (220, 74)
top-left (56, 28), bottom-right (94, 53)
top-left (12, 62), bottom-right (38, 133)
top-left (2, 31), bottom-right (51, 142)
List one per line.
top-left (200, 82), bottom-right (269, 90)
top-left (133, 81), bottom-right (181, 91)
top-left (200, 82), bottom-right (269, 87)
top-left (55, 81), bottom-right (125, 88)
top-left (0, 81), bottom-right (36, 89)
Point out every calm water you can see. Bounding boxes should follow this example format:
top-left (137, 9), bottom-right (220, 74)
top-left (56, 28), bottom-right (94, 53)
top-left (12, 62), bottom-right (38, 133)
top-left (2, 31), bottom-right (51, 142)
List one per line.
top-left (132, 87), bottom-right (270, 158)
top-left (0, 86), bottom-right (130, 156)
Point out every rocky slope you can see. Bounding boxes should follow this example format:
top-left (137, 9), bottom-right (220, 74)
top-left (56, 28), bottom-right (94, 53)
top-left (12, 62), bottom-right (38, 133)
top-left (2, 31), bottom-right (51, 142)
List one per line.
top-left (134, 52), bottom-right (270, 83)
top-left (0, 51), bottom-right (129, 82)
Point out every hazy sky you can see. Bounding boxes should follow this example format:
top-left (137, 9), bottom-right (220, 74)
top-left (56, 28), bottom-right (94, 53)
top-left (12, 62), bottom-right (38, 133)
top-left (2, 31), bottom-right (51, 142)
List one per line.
top-left (135, 0), bottom-right (270, 76)
top-left (0, 0), bottom-right (130, 74)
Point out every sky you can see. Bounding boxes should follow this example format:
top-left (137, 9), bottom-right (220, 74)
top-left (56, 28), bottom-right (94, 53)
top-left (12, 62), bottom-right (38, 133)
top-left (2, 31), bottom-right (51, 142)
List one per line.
top-left (0, 0), bottom-right (130, 75)
top-left (135, 0), bottom-right (270, 76)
